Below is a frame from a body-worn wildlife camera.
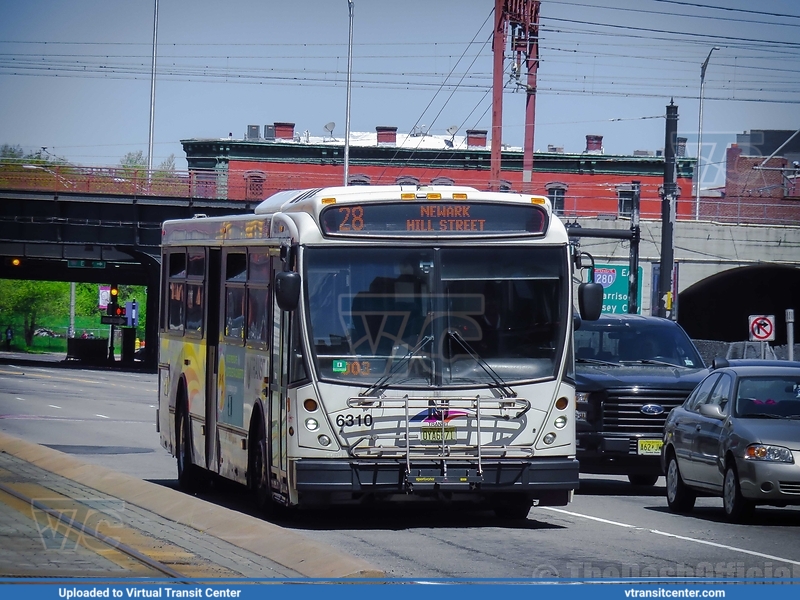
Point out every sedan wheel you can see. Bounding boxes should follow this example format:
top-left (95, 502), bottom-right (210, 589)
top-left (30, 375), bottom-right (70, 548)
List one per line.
top-left (723, 464), bottom-right (754, 522)
top-left (665, 453), bottom-right (696, 513)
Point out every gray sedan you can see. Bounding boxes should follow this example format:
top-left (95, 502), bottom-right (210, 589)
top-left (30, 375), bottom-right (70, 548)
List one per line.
top-left (661, 363), bottom-right (800, 521)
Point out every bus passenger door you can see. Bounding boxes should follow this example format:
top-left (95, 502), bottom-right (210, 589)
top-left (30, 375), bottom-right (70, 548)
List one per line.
top-left (268, 254), bottom-right (290, 497)
top-left (205, 249), bottom-right (221, 471)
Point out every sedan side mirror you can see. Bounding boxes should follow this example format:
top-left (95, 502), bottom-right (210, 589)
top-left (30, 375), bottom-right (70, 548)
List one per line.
top-left (699, 403), bottom-right (726, 421)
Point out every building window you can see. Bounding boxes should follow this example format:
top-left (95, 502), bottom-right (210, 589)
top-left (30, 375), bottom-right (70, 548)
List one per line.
top-left (348, 174), bottom-right (371, 186)
top-left (545, 182), bottom-right (567, 215)
top-left (245, 170), bottom-right (266, 201)
top-left (396, 175), bottom-right (420, 186)
top-left (617, 188), bottom-right (635, 217)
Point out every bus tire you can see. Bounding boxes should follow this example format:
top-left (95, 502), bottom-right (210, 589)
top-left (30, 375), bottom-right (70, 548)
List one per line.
top-left (176, 403), bottom-right (203, 492)
top-left (252, 419), bottom-right (271, 513)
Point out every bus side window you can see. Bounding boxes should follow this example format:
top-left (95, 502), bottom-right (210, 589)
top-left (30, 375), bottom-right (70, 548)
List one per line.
top-left (247, 287), bottom-right (269, 343)
top-left (225, 287), bottom-right (245, 340)
top-left (168, 281), bottom-right (185, 332)
top-left (186, 284), bottom-right (203, 333)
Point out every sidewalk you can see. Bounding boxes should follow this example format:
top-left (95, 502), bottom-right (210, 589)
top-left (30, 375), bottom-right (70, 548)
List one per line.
top-left (0, 432), bottom-right (382, 580)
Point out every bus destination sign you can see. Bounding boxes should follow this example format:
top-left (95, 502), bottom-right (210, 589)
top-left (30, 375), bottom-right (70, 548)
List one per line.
top-left (321, 202), bottom-right (547, 236)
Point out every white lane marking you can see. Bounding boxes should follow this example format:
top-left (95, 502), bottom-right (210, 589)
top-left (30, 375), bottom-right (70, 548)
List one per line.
top-left (48, 405), bottom-right (61, 409)
top-left (95, 414), bottom-right (109, 419)
top-left (543, 507), bottom-right (800, 567)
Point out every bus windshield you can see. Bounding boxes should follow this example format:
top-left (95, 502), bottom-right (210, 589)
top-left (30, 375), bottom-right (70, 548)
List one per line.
top-left (304, 246), bottom-right (567, 388)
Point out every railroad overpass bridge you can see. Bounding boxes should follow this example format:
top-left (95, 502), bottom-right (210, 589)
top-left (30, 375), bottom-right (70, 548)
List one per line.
top-left (0, 185), bottom-right (798, 370)
top-left (0, 187), bottom-right (259, 369)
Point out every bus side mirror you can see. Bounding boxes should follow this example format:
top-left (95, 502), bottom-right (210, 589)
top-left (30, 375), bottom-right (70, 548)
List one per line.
top-left (275, 271), bottom-right (301, 311)
top-left (578, 282), bottom-right (603, 321)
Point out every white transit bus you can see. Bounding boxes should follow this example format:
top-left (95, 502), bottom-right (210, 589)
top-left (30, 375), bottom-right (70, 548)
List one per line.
top-left (157, 184), bottom-right (602, 518)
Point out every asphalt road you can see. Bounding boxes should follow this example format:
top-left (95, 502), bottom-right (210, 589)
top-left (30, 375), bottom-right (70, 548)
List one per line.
top-left (1, 358), bottom-right (799, 581)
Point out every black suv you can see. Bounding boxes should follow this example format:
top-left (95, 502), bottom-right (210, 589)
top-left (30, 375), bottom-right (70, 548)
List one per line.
top-left (574, 314), bottom-right (708, 486)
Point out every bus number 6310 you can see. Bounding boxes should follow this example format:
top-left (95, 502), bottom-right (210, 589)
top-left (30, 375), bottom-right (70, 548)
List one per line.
top-left (335, 413), bottom-right (374, 428)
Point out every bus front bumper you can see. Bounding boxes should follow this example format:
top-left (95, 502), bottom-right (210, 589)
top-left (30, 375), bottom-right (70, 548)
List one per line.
top-left (293, 457), bottom-right (579, 499)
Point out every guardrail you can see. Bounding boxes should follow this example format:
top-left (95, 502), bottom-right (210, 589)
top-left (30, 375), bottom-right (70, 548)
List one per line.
top-left (2, 163), bottom-right (798, 226)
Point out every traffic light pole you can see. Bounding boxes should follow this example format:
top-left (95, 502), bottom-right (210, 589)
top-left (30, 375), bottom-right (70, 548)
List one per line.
top-left (107, 283), bottom-right (119, 363)
top-left (108, 324), bottom-right (116, 363)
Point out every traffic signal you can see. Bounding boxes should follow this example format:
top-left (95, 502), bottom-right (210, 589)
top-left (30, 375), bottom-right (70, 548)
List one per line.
top-left (107, 284), bottom-right (120, 316)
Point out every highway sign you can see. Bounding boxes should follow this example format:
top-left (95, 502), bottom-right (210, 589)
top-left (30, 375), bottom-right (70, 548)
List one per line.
top-left (749, 315), bottom-right (775, 342)
top-left (594, 263), bottom-right (642, 314)
top-left (68, 259), bottom-right (106, 268)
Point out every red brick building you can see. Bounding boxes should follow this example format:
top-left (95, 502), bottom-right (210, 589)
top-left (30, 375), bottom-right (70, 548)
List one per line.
top-left (181, 122), bottom-right (696, 221)
top-left (698, 143), bottom-right (800, 226)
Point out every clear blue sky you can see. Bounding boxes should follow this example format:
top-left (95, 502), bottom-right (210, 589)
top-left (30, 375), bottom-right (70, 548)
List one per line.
top-left (1, 0), bottom-right (797, 188)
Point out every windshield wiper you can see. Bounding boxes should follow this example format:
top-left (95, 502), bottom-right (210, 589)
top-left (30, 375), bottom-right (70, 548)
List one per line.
top-left (619, 359), bottom-right (677, 367)
top-left (577, 357), bottom-right (620, 367)
top-left (359, 335), bottom-right (433, 397)
top-left (445, 329), bottom-right (516, 398)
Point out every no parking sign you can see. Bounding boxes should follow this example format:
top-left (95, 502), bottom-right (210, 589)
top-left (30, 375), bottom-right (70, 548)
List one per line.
top-left (749, 314), bottom-right (776, 342)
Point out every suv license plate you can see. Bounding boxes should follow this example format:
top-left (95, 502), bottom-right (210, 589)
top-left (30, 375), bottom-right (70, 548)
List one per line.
top-left (637, 439), bottom-right (663, 455)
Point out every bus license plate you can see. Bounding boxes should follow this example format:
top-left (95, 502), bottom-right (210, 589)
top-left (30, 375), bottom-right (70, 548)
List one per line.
top-left (637, 439), bottom-right (663, 455)
top-left (421, 426), bottom-right (456, 442)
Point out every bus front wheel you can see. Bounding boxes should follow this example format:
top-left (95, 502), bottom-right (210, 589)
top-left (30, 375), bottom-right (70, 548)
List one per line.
top-left (176, 404), bottom-right (203, 492)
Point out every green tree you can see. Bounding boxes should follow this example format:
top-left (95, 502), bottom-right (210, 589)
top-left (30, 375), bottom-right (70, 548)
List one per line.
top-left (158, 154), bottom-right (176, 172)
top-left (120, 150), bottom-right (146, 168)
top-left (1, 144), bottom-right (25, 160)
top-left (0, 280), bottom-right (69, 346)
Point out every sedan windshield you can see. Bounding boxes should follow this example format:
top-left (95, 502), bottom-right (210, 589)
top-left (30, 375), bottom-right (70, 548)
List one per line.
top-left (304, 246), bottom-right (567, 388)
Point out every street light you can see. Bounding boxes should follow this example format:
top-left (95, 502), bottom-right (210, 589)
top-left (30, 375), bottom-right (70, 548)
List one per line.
top-left (695, 46), bottom-right (720, 221)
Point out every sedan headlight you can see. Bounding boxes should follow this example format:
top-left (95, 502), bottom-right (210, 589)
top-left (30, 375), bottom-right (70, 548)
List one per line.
top-left (744, 444), bottom-right (794, 463)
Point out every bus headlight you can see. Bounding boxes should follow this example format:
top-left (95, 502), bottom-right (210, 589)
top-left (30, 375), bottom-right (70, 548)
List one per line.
top-left (305, 418), bottom-right (319, 431)
top-left (554, 415), bottom-right (567, 429)
top-left (543, 432), bottom-right (556, 445)
top-left (318, 435), bottom-right (332, 447)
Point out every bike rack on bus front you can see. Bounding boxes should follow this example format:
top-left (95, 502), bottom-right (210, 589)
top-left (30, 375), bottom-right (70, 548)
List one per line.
top-left (345, 395), bottom-right (531, 491)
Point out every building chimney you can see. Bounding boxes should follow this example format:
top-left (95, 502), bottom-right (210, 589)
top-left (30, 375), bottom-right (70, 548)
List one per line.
top-left (676, 136), bottom-right (687, 157)
top-left (274, 122), bottom-right (295, 140)
top-left (376, 126), bottom-right (397, 146)
top-left (585, 134), bottom-right (603, 153)
top-left (466, 129), bottom-right (487, 148)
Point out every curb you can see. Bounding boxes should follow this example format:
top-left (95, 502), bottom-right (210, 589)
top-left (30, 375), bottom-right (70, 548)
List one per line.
top-left (0, 431), bottom-right (384, 579)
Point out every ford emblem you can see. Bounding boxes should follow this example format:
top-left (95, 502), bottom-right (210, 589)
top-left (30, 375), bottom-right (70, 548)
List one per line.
top-left (640, 404), bottom-right (665, 416)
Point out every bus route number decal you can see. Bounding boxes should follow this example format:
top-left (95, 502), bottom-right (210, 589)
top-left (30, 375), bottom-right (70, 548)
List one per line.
top-left (336, 413), bottom-right (374, 428)
top-left (332, 360), bottom-right (370, 375)
top-left (337, 206), bottom-right (364, 231)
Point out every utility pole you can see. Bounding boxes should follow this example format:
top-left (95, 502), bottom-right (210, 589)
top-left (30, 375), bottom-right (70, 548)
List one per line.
top-left (344, 0), bottom-right (354, 186)
top-left (658, 101), bottom-right (679, 319)
top-left (491, 0), bottom-right (540, 191)
top-left (490, 0), bottom-right (506, 191)
top-left (147, 0), bottom-right (159, 175)
top-left (628, 181), bottom-right (641, 314)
